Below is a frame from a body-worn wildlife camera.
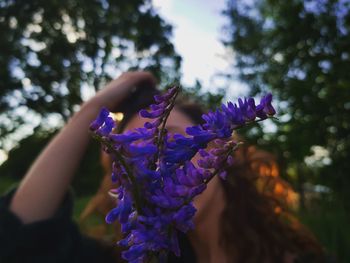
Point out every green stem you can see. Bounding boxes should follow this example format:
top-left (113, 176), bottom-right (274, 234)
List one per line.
top-left (233, 116), bottom-right (278, 131)
top-left (153, 86), bottom-right (181, 167)
top-left (91, 133), bottom-right (143, 212)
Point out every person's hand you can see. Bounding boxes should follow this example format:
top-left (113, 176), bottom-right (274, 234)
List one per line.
top-left (88, 71), bottom-right (157, 111)
top-left (10, 71), bottom-right (156, 224)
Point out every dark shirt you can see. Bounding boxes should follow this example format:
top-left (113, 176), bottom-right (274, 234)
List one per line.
top-left (0, 188), bottom-right (196, 263)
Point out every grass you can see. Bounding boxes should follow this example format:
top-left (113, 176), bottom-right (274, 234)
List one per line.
top-left (73, 195), bottom-right (92, 220)
top-left (0, 176), bottom-right (19, 194)
top-left (299, 199), bottom-right (350, 263)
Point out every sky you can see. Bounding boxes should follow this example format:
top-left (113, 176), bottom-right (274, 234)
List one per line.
top-left (152, 0), bottom-right (247, 95)
top-left (151, 0), bottom-right (277, 135)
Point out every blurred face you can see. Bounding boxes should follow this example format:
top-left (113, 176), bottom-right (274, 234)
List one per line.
top-left (123, 108), bottom-right (226, 225)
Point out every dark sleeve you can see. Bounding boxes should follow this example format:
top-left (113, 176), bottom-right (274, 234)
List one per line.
top-left (0, 188), bottom-right (119, 263)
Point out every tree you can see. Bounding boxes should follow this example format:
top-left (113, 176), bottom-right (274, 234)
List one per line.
top-left (0, 125), bottom-right (104, 196)
top-left (0, 0), bottom-right (181, 148)
top-left (223, 0), bottom-right (350, 207)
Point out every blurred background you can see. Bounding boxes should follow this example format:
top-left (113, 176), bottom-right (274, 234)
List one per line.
top-left (0, 0), bottom-right (349, 261)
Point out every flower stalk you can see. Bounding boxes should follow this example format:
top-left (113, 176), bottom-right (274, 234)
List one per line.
top-left (89, 87), bottom-right (276, 263)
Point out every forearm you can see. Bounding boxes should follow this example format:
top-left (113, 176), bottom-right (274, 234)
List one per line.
top-left (9, 101), bottom-right (102, 224)
top-left (9, 71), bottom-right (156, 224)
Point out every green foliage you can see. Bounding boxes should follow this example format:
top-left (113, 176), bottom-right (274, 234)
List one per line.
top-left (224, 0), bottom-right (350, 259)
top-left (299, 198), bottom-right (350, 262)
top-left (0, 176), bottom-right (18, 194)
top-left (181, 80), bottom-right (226, 110)
top-left (0, 0), bottom-right (181, 143)
top-left (73, 195), bottom-right (92, 220)
top-left (223, 0), bottom-right (350, 204)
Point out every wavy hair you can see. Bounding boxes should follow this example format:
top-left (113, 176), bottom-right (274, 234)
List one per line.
top-left (220, 145), bottom-right (325, 262)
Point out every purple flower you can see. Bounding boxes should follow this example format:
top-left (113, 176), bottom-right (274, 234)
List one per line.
top-left (154, 86), bottom-right (177, 103)
top-left (105, 193), bottom-right (132, 224)
top-left (89, 107), bottom-right (110, 131)
top-left (256, 93), bottom-right (276, 118)
top-left (110, 128), bottom-right (155, 144)
top-left (172, 204), bottom-right (196, 232)
top-left (176, 162), bottom-right (204, 187)
top-left (238, 97), bottom-right (257, 121)
top-left (89, 107), bottom-right (115, 136)
top-left (139, 108), bottom-right (164, 119)
top-left (97, 116), bottom-right (115, 136)
top-left (122, 244), bottom-right (147, 262)
top-left (90, 86), bottom-right (276, 262)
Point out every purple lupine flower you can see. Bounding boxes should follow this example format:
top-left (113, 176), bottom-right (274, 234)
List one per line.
top-left (122, 244), bottom-right (147, 262)
top-left (96, 116), bottom-right (115, 137)
top-left (154, 86), bottom-right (178, 103)
top-left (176, 162), bottom-right (203, 187)
top-left (89, 107), bottom-right (110, 131)
top-left (238, 97), bottom-right (256, 121)
top-left (256, 93), bottom-right (276, 118)
top-left (105, 192), bottom-right (132, 224)
top-left (89, 107), bottom-right (115, 137)
top-left (172, 204), bottom-right (196, 232)
top-left (139, 108), bottom-right (164, 118)
top-left (90, 86), bottom-right (275, 262)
